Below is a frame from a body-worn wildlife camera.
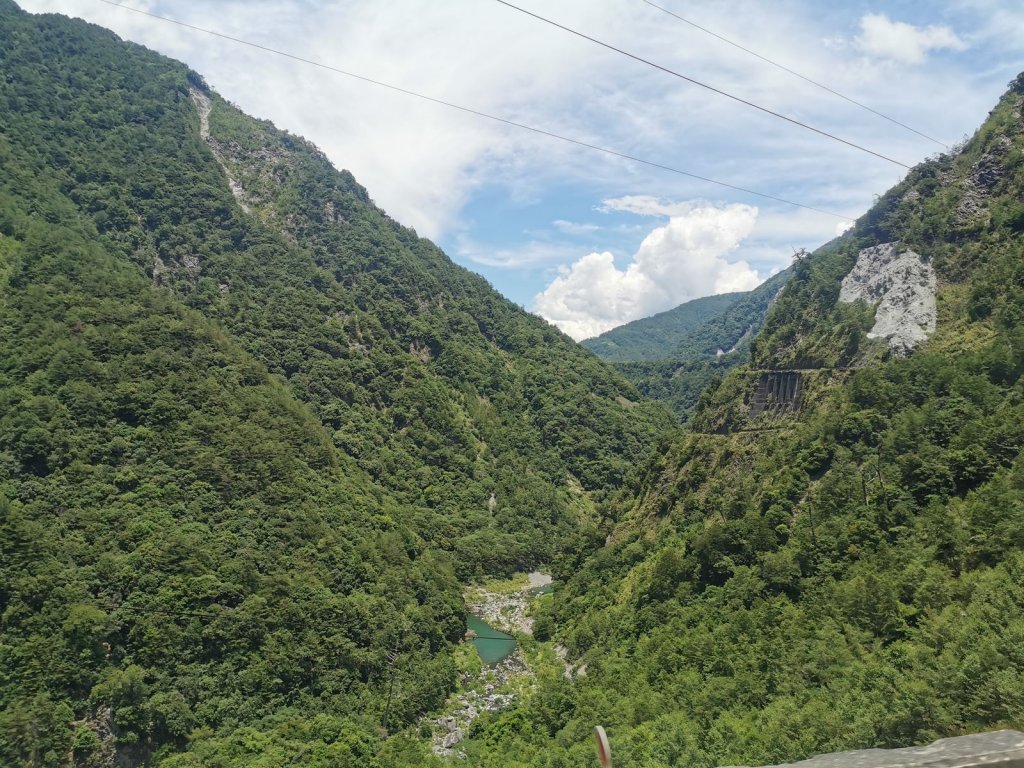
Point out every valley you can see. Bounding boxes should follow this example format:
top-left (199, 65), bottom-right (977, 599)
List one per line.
top-left (586, 269), bottom-right (794, 422)
top-left (2, 2), bottom-right (1024, 767)
top-left (429, 571), bottom-right (553, 759)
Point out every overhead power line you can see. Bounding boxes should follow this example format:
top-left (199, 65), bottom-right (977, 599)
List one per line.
top-left (106, 603), bottom-right (517, 640)
top-left (492, 0), bottom-right (912, 169)
top-left (94, 0), bottom-right (855, 221)
top-left (639, 0), bottom-right (948, 148)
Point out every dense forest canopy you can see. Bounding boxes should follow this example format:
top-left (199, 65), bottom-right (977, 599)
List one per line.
top-left (3, 0), bottom-right (1024, 766)
top-left (459, 72), bottom-right (1024, 766)
top-left (0, 1), bottom-right (666, 764)
top-left (581, 292), bottom-right (746, 362)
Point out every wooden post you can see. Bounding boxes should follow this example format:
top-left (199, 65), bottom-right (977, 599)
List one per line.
top-left (595, 725), bottom-right (612, 768)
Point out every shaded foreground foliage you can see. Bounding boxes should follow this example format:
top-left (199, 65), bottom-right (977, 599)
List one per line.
top-left (0, 181), bottom-right (463, 765)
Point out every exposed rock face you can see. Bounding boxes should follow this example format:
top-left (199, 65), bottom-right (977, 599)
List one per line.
top-left (152, 252), bottom-right (200, 288)
top-left (968, 135), bottom-right (1012, 194)
top-left (190, 87), bottom-right (251, 213)
top-left (190, 86), bottom-right (303, 234)
top-left (954, 134), bottom-right (1013, 226)
top-left (73, 706), bottom-right (117, 768)
top-left (442, 728), bottom-right (463, 748)
top-left (730, 730), bottom-right (1024, 768)
top-left (554, 645), bottom-right (588, 679)
top-left (839, 242), bottom-right (936, 356)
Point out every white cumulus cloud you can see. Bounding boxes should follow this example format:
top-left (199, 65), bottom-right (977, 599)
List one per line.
top-left (857, 14), bottom-right (966, 64)
top-left (534, 203), bottom-right (762, 340)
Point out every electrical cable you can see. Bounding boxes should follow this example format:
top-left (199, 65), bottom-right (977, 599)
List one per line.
top-left (104, 604), bottom-right (518, 640)
top-left (639, 0), bottom-right (948, 147)
top-left (94, 0), bottom-right (856, 221)
top-left (492, 0), bottom-right (912, 168)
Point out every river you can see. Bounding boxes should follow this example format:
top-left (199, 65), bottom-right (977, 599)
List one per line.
top-left (464, 570), bottom-right (553, 664)
top-left (431, 571), bottom-right (553, 757)
top-left (466, 613), bottom-right (516, 665)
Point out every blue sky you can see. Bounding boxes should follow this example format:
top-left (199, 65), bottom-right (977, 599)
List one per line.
top-left (16, 0), bottom-right (1024, 338)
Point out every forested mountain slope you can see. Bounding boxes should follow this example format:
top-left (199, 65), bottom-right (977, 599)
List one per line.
top-left (0, 184), bottom-right (464, 767)
top-left (0, 1), bottom-right (669, 765)
top-left (0, 0), bottom-right (667, 579)
top-left (588, 270), bottom-right (792, 421)
top-left (582, 292), bottom-right (745, 362)
top-left (463, 75), bottom-right (1024, 766)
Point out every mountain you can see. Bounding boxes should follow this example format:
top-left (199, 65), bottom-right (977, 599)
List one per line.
top-left (8, 3), bottom-right (1024, 767)
top-left (0, 2), bottom-right (669, 764)
top-left (586, 269), bottom-right (792, 421)
top-left (461, 75), bottom-right (1024, 765)
top-left (0, 0), bottom-right (671, 570)
top-left (582, 292), bottom-right (746, 362)
top-left (670, 268), bottom-right (792, 362)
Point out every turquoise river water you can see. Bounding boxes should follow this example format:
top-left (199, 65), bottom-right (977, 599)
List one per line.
top-left (466, 613), bottom-right (516, 665)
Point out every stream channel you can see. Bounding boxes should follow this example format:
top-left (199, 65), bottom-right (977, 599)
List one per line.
top-left (431, 572), bottom-right (553, 757)
top-left (465, 575), bottom-right (554, 664)
top-left (466, 614), bottom-right (516, 665)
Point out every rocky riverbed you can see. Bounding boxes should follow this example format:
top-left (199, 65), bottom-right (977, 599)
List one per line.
top-left (429, 572), bottom-right (550, 759)
top-left (465, 571), bottom-right (552, 634)
top-left (430, 652), bottom-right (528, 759)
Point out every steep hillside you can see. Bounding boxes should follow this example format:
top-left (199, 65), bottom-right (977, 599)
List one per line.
top-left (589, 270), bottom-right (792, 421)
top-left (0, 2), bottom-right (669, 765)
top-left (0, 0), bottom-right (668, 581)
top-left (672, 268), bottom-right (792, 362)
top-left (0, 152), bottom-right (464, 766)
top-left (463, 76), bottom-right (1024, 766)
top-left (582, 292), bottom-right (745, 362)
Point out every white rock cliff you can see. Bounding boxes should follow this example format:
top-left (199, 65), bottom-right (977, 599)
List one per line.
top-left (839, 242), bottom-right (936, 356)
